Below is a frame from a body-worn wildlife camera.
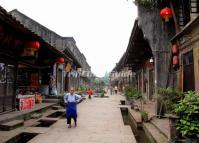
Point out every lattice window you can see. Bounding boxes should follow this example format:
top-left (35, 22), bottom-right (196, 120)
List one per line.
top-left (190, 0), bottom-right (199, 13)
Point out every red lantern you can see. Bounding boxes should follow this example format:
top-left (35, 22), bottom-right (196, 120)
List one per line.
top-left (160, 7), bottom-right (173, 22)
top-left (21, 41), bottom-right (40, 56)
top-left (55, 57), bottom-right (65, 63)
top-left (26, 41), bottom-right (40, 50)
top-left (172, 56), bottom-right (179, 65)
top-left (172, 44), bottom-right (179, 55)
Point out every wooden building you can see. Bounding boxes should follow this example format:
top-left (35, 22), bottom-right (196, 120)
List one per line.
top-left (10, 10), bottom-right (92, 94)
top-left (112, 0), bottom-right (199, 115)
top-left (170, 0), bottom-right (199, 92)
top-left (0, 6), bottom-right (68, 113)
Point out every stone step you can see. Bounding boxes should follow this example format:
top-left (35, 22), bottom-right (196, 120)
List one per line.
top-left (31, 113), bottom-right (42, 119)
top-left (150, 118), bottom-right (169, 139)
top-left (42, 99), bottom-right (60, 103)
top-left (52, 106), bottom-right (62, 110)
top-left (143, 122), bottom-right (168, 143)
top-left (0, 120), bottom-right (24, 131)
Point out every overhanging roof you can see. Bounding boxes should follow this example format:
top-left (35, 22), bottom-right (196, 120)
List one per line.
top-left (113, 19), bottom-right (153, 72)
top-left (171, 15), bottom-right (199, 42)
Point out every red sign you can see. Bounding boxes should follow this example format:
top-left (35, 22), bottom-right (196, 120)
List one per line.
top-left (19, 97), bottom-right (35, 111)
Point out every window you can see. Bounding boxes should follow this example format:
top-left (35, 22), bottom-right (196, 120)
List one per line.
top-left (183, 51), bottom-right (194, 65)
top-left (190, 0), bottom-right (199, 13)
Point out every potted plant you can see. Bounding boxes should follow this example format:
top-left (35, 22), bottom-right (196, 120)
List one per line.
top-left (100, 92), bottom-right (105, 98)
top-left (141, 110), bottom-right (149, 122)
top-left (157, 87), bottom-right (183, 118)
top-left (125, 87), bottom-right (139, 101)
top-left (175, 91), bottom-right (199, 142)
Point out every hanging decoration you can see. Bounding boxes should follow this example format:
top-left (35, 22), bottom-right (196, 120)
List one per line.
top-left (172, 56), bottom-right (179, 65)
top-left (172, 44), bottom-right (179, 55)
top-left (26, 41), bottom-right (40, 49)
top-left (21, 41), bottom-right (40, 56)
top-left (160, 7), bottom-right (173, 22)
top-left (65, 63), bottom-right (72, 72)
top-left (171, 43), bottom-right (180, 70)
top-left (55, 57), bottom-right (65, 63)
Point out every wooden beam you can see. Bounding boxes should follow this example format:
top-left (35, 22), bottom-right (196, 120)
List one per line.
top-left (169, 0), bottom-right (180, 33)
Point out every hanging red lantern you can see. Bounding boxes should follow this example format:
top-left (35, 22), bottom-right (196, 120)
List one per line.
top-left (21, 41), bottom-right (40, 56)
top-left (172, 56), bottom-right (179, 65)
top-left (172, 44), bottom-right (179, 55)
top-left (25, 41), bottom-right (40, 50)
top-left (160, 7), bottom-right (173, 22)
top-left (55, 57), bottom-right (65, 63)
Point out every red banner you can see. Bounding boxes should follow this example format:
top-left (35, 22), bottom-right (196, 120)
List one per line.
top-left (19, 97), bottom-right (35, 110)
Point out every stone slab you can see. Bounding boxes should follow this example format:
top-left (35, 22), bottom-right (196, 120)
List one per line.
top-left (0, 120), bottom-right (24, 131)
top-left (143, 122), bottom-right (168, 143)
top-left (31, 113), bottom-right (42, 119)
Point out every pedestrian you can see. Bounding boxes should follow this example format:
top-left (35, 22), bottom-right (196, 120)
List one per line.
top-left (110, 86), bottom-right (113, 95)
top-left (64, 87), bottom-right (82, 128)
top-left (114, 85), bottom-right (118, 95)
top-left (87, 88), bottom-right (93, 99)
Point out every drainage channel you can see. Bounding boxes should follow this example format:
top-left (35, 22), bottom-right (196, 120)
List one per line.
top-left (47, 111), bottom-right (65, 118)
top-left (120, 107), bottom-right (151, 143)
top-left (35, 119), bottom-right (57, 127)
top-left (5, 132), bottom-right (38, 143)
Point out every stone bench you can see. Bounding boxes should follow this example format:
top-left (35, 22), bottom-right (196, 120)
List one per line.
top-left (0, 120), bottom-right (24, 131)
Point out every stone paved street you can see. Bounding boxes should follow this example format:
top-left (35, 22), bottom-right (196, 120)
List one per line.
top-left (28, 95), bottom-right (137, 143)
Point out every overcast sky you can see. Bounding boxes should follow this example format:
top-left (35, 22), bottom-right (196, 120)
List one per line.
top-left (0, 0), bottom-right (137, 77)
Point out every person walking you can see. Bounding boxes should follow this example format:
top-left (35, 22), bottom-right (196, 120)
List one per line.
top-left (114, 85), bottom-right (118, 95)
top-left (87, 88), bottom-right (93, 99)
top-left (64, 87), bottom-right (82, 128)
top-left (110, 86), bottom-right (113, 95)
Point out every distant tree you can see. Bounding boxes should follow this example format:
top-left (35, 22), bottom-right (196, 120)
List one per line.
top-left (102, 71), bottom-right (110, 86)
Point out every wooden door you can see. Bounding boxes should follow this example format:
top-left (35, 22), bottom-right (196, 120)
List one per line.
top-left (183, 51), bottom-right (195, 92)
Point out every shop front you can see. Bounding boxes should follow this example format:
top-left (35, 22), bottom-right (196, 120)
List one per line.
top-left (0, 6), bottom-right (69, 113)
top-left (0, 13), bottom-right (25, 113)
top-left (0, 60), bottom-right (16, 113)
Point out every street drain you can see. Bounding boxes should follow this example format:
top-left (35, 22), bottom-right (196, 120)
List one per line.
top-left (120, 100), bottom-right (126, 105)
top-left (35, 119), bottom-right (57, 127)
top-left (120, 107), bottom-right (151, 143)
top-left (5, 132), bottom-right (38, 143)
top-left (47, 111), bottom-right (65, 118)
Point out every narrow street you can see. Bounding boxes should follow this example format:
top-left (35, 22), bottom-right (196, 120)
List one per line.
top-left (27, 95), bottom-right (136, 143)
top-left (0, 1), bottom-right (199, 142)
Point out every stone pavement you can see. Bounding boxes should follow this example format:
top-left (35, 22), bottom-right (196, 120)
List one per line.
top-left (28, 95), bottom-right (137, 143)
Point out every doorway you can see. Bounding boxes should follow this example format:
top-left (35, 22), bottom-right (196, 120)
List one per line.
top-left (183, 50), bottom-right (195, 92)
top-left (0, 63), bottom-right (16, 113)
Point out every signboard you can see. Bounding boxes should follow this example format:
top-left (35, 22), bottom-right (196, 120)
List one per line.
top-left (19, 96), bottom-right (35, 111)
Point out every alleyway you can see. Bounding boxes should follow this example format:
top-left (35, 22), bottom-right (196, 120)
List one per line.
top-left (27, 95), bottom-right (136, 143)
